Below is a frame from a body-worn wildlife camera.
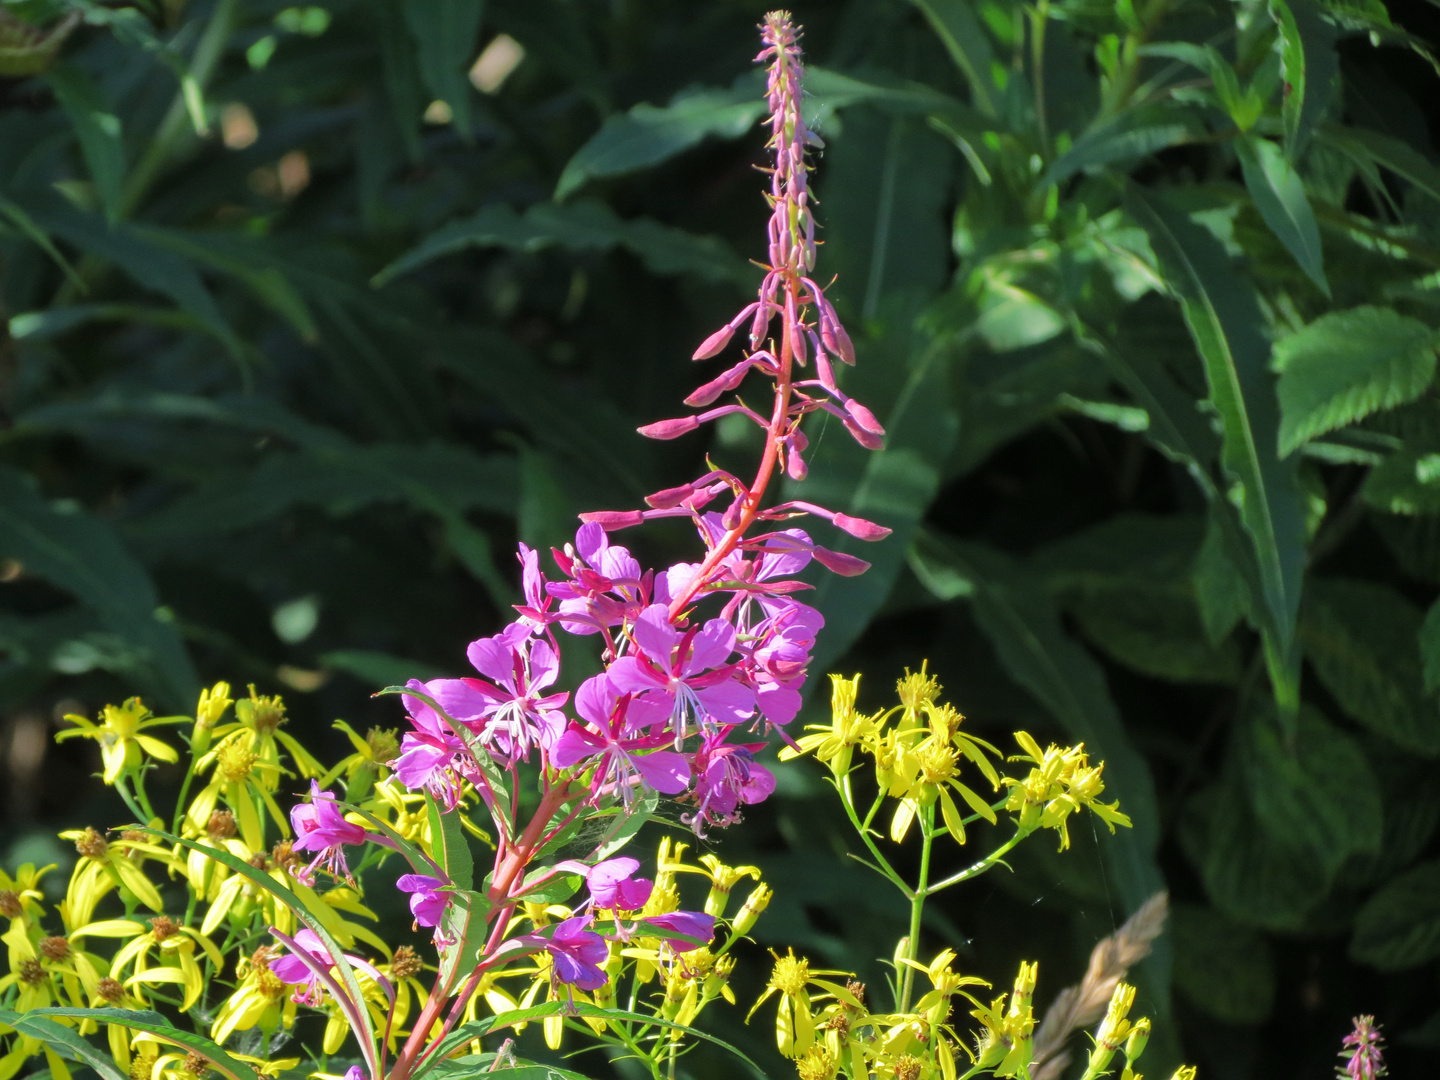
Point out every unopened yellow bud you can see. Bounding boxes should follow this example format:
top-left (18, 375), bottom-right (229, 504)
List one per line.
top-left (1167, 1068), bottom-right (1197, 1080)
top-left (1125, 1017), bottom-right (1151, 1062)
top-left (732, 882), bottom-right (772, 934)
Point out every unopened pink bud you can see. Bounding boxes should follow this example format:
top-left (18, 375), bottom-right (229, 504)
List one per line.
top-left (833, 513), bottom-right (892, 541)
top-left (577, 510), bottom-right (645, 530)
top-left (638, 416), bottom-right (701, 440)
top-left (750, 302), bottom-right (773, 346)
top-left (692, 324), bottom-right (735, 361)
top-left (842, 417), bottom-right (885, 450)
top-left (646, 484), bottom-right (697, 510)
top-left (845, 398), bottom-right (885, 436)
top-left (722, 498), bottom-right (746, 530)
top-left (684, 359), bottom-right (754, 407)
top-left (791, 325), bottom-right (807, 365)
top-left (812, 547), bottom-right (871, 576)
top-left (786, 448), bottom-right (807, 481)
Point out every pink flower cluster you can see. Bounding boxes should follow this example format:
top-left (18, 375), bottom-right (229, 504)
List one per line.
top-left (283, 10), bottom-right (887, 1008)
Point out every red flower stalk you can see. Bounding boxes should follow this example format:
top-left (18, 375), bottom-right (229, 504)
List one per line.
top-left (584, 9), bottom-right (890, 622)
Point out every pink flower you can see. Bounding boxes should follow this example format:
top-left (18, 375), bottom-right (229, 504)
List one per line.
top-left (545, 915), bottom-right (608, 990)
top-left (684, 735), bottom-right (775, 835)
top-left (586, 857), bottom-right (653, 912)
top-left (290, 781), bottom-right (367, 884)
top-left (393, 681), bottom-right (469, 807)
top-left (641, 910), bottom-right (716, 953)
top-left (551, 674), bottom-right (689, 804)
top-left (269, 928), bottom-right (390, 1007)
top-left (430, 633), bottom-right (568, 764)
top-left (1338, 1016), bottom-right (1386, 1080)
top-left (607, 605), bottom-right (755, 743)
top-left (396, 874), bottom-right (447, 928)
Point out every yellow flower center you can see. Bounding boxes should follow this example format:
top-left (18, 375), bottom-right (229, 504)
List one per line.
top-left (896, 663), bottom-right (941, 712)
top-left (918, 742), bottom-right (958, 784)
top-left (39, 935), bottom-right (70, 961)
top-left (0, 890), bottom-right (22, 919)
top-left (75, 827), bottom-right (109, 860)
top-left (366, 727), bottom-right (400, 764)
top-left (796, 1047), bottom-right (837, 1080)
top-left (218, 743), bottom-right (257, 782)
top-left (769, 950), bottom-right (810, 995)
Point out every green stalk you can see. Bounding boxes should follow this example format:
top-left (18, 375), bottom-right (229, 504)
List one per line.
top-left (896, 801), bottom-right (935, 1014)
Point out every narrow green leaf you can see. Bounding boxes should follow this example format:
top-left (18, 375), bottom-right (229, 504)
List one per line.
top-left (1421, 597), bottom-right (1440, 695)
top-left (1274, 306), bottom-right (1439, 455)
top-left (0, 196), bottom-right (86, 291)
top-left (1045, 105), bottom-right (1204, 185)
top-left (45, 62), bottom-right (125, 220)
top-left (555, 76), bottom-right (766, 200)
top-left (1270, 0), bottom-right (1339, 159)
top-left (23, 1008), bottom-right (257, 1080)
top-left (0, 1011), bottom-right (129, 1080)
top-left (0, 466), bottom-right (198, 710)
top-left (1321, 125), bottom-right (1440, 205)
top-left (1349, 858), bottom-right (1440, 970)
top-left (1236, 135), bottom-right (1329, 294)
top-left (373, 200), bottom-right (749, 288)
top-left (403, 0), bottom-right (485, 136)
top-left (1124, 184), bottom-right (1308, 659)
top-left (426, 791), bottom-right (475, 889)
top-left (421, 1002), bottom-right (766, 1080)
top-left (141, 828), bottom-right (379, 1069)
top-left (905, 0), bottom-right (997, 115)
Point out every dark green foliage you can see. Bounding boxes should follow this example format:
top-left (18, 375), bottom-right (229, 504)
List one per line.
top-left (3, 0), bottom-right (1440, 1074)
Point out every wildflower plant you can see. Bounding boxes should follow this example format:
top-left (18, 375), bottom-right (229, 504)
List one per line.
top-left (0, 13), bottom-right (1202, 1080)
top-left (764, 669), bottom-right (1200, 1080)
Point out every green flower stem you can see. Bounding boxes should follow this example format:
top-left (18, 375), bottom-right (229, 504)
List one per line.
top-left (838, 771), bottom-right (911, 896)
top-left (171, 745), bottom-right (201, 836)
top-left (896, 800), bottom-right (936, 1015)
top-left (114, 772), bottom-right (150, 828)
top-left (924, 826), bottom-right (1032, 897)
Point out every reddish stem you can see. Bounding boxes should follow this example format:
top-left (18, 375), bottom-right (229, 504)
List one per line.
top-left (666, 287), bottom-right (798, 623)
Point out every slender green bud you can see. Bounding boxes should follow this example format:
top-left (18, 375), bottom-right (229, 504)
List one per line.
top-left (732, 883), bottom-right (772, 934)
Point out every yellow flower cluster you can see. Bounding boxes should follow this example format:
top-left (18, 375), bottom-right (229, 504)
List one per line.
top-left (0, 682), bottom-right (446, 1080)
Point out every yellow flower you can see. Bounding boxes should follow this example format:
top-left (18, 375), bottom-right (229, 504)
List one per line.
top-left (211, 946), bottom-right (296, 1044)
top-left (57, 828), bottom-right (182, 929)
top-left (317, 721), bottom-right (399, 799)
top-left (108, 914), bottom-right (224, 1012)
top-left (900, 949), bottom-right (990, 1028)
top-left (56, 699), bottom-right (182, 785)
top-left (184, 739), bottom-right (290, 852)
top-left (189, 682), bottom-right (234, 758)
top-left (0, 863), bottom-right (54, 927)
top-left (204, 685), bottom-right (324, 793)
top-left (780, 674), bottom-right (881, 775)
top-left (1002, 733), bottom-right (1131, 850)
top-left (970, 961), bottom-right (1036, 1079)
top-left (747, 950), bottom-right (859, 1059)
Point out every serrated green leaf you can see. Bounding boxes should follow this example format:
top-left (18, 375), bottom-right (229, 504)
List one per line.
top-left (1181, 772), bottom-right (1329, 930)
top-left (1300, 578), bottom-right (1440, 755)
top-left (1171, 903), bottom-right (1276, 1024)
top-left (22, 1009), bottom-right (257, 1080)
top-left (1275, 306), bottom-right (1439, 455)
top-left (1349, 858), bottom-right (1440, 970)
top-left (45, 63), bottom-right (125, 220)
top-left (1124, 184), bottom-right (1308, 664)
top-left (0, 466), bottom-right (198, 710)
top-left (0, 1011), bottom-right (128, 1080)
top-left (1239, 704), bottom-right (1383, 877)
top-left (1236, 135), bottom-right (1329, 294)
top-left (373, 199), bottom-right (749, 288)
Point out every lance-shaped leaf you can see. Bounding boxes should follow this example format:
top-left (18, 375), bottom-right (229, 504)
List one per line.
top-left (1236, 134), bottom-right (1329, 295)
top-left (1045, 104), bottom-right (1205, 186)
top-left (1275, 306), bottom-right (1440, 456)
top-left (907, 0), bottom-right (997, 116)
top-left (1124, 184), bottom-right (1308, 660)
top-left (403, 0), bottom-right (484, 138)
top-left (418, 1002), bottom-right (766, 1080)
top-left (20, 1008), bottom-right (257, 1080)
top-left (0, 465), bottom-right (198, 711)
top-left (45, 63), bottom-right (125, 220)
top-left (139, 828), bottom-right (380, 1077)
top-left (0, 1011), bottom-right (128, 1080)
top-left (1270, 0), bottom-right (1339, 159)
top-left (1321, 125), bottom-right (1440, 205)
